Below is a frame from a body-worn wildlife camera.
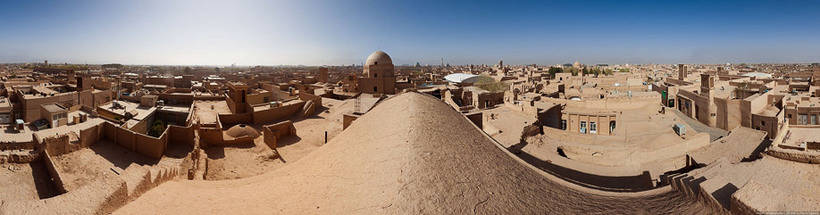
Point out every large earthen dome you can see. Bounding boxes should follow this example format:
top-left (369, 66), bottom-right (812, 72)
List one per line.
top-left (225, 124), bottom-right (260, 138)
top-left (365, 50), bottom-right (392, 66)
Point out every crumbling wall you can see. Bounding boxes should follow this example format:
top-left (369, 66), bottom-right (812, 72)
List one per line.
top-left (766, 147), bottom-right (820, 164)
top-left (0, 136), bottom-right (36, 151)
top-left (42, 134), bottom-right (71, 156)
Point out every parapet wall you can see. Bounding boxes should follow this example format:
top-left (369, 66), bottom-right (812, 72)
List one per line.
top-left (218, 112), bottom-right (252, 127)
top-left (299, 92), bottom-right (323, 108)
top-left (252, 100), bottom-right (305, 125)
top-left (765, 147), bottom-right (820, 164)
top-left (262, 120), bottom-right (297, 149)
top-left (0, 136), bottom-right (35, 151)
top-left (198, 127), bottom-right (224, 147)
top-left (41, 150), bottom-right (68, 194)
top-left (168, 125), bottom-right (195, 146)
top-left (102, 122), bottom-right (168, 159)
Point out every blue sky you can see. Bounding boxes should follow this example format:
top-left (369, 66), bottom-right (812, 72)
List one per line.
top-left (1, 0), bottom-right (819, 66)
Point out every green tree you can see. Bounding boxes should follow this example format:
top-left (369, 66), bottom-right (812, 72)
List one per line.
top-left (474, 75), bottom-right (509, 93)
top-left (148, 120), bottom-right (167, 137)
top-left (548, 67), bottom-right (562, 79)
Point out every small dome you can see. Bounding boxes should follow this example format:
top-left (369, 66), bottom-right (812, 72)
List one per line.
top-left (365, 51), bottom-right (392, 66)
top-left (225, 124), bottom-right (260, 138)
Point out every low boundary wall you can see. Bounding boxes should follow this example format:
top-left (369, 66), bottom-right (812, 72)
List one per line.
top-left (262, 120), bottom-right (297, 149)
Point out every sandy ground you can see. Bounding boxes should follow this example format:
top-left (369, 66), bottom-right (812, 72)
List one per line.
top-left (482, 106), bottom-right (536, 147)
top-left (116, 93), bottom-right (707, 214)
top-left (203, 97), bottom-right (348, 180)
top-left (51, 141), bottom-right (184, 191)
top-left (0, 161), bottom-right (59, 201)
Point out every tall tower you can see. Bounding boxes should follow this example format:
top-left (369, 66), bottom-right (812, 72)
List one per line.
top-left (318, 67), bottom-right (329, 83)
top-left (678, 64), bottom-right (686, 80)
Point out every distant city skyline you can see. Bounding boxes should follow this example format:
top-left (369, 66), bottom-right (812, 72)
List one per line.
top-left (2, 0), bottom-right (820, 66)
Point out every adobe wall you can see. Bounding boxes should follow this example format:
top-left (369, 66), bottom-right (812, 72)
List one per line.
top-left (129, 109), bottom-right (156, 134)
top-left (218, 112), bottom-right (252, 127)
top-left (342, 113), bottom-right (360, 130)
top-left (765, 147), bottom-right (820, 164)
top-left (102, 122), bottom-right (167, 159)
top-left (740, 94), bottom-right (768, 127)
top-left (751, 112), bottom-right (779, 139)
top-left (115, 123), bottom-right (137, 151)
top-left (220, 135), bottom-right (254, 146)
top-left (0, 171), bottom-right (128, 215)
top-left (41, 150), bottom-right (68, 194)
top-left (263, 120), bottom-right (297, 139)
top-left (715, 98), bottom-right (742, 130)
top-left (262, 127), bottom-right (278, 149)
top-left (678, 89), bottom-right (714, 126)
top-left (157, 109), bottom-right (190, 126)
top-left (20, 92), bottom-right (78, 122)
top-left (41, 134), bottom-right (72, 156)
top-left (0, 136), bottom-right (35, 150)
top-left (134, 132), bottom-right (167, 159)
top-left (252, 100), bottom-right (305, 125)
top-left (465, 112), bottom-right (483, 129)
top-left (198, 127), bottom-right (224, 147)
top-left (168, 125), bottom-right (195, 146)
top-left (299, 92), bottom-right (323, 109)
top-left (159, 93), bottom-right (194, 105)
top-left (515, 150), bottom-right (655, 192)
top-left (544, 94), bottom-right (658, 111)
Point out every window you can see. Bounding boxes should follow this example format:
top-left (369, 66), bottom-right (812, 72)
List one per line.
top-left (812, 115), bottom-right (818, 125)
top-left (374, 73), bottom-right (378, 78)
top-left (610, 121), bottom-right (616, 134)
top-left (580, 121), bottom-right (587, 134)
top-left (560, 120), bottom-right (566, 130)
top-left (799, 114), bottom-right (808, 125)
top-left (590, 122), bottom-right (597, 134)
top-left (263, 97), bottom-right (270, 103)
top-left (761, 121), bottom-right (765, 126)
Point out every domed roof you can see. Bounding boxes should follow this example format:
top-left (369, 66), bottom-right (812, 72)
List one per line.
top-left (225, 124), bottom-right (260, 138)
top-left (365, 51), bottom-right (392, 66)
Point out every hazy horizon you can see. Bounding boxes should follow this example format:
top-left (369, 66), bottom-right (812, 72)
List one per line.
top-left (2, 0), bottom-right (820, 66)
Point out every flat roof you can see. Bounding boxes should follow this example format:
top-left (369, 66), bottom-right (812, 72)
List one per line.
top-left (41, 103), bottom-right (66, 113)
